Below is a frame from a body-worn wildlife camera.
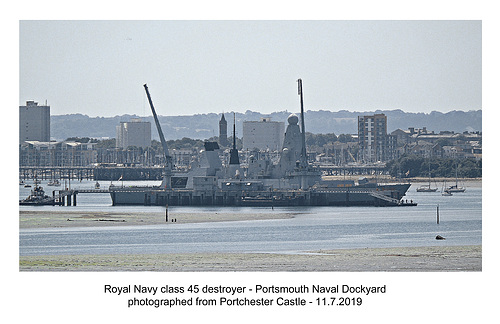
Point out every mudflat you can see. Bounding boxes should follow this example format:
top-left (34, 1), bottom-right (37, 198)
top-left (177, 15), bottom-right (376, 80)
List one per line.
top-left (19, 208), bottom-right (481, 272)
top-left (19, 245), bottom-right (481, 272)
top-left (19, 209), bottom-right (297, 229)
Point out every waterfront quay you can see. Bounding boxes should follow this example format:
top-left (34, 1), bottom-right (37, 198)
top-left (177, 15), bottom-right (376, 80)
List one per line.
top-left (316, 163), bottom-right (386, 176)
top-left (19, 165), bottom-right (386, 182)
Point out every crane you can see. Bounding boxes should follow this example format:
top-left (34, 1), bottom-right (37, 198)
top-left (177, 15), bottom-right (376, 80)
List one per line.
top-left (143, 84), bottom-right (172, 188)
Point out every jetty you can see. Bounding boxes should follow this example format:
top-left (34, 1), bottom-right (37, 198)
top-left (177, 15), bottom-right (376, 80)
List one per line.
top-left (19, 188), bottom-right (111, 206)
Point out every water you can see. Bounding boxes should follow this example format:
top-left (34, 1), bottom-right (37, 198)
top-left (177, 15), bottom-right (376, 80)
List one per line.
top-left (19, 179), bottom-right (482, 256)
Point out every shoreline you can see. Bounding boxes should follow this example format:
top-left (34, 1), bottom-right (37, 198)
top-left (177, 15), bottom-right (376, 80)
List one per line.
top-left (19, 210), bottom-right (298, 229)
top-left (19, 245), bottom-right (482, 271)
top-left (323, 175), bottom-right (481, 183)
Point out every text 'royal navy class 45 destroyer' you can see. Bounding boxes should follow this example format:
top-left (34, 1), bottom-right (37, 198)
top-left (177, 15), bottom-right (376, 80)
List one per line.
top-left (110, 81), bottom-right (413, 207)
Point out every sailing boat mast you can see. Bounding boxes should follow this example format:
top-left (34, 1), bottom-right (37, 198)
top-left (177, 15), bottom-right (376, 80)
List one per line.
top-left (416, 156), bottom-right (437, 192)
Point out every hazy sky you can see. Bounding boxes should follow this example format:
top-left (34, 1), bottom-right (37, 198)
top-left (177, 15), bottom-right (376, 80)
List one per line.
top-left (19, 20), bottom-right (481, 117)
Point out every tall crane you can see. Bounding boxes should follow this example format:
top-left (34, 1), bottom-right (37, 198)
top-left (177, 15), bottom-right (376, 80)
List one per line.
top-left (143, 84), bottom-right (172, 188)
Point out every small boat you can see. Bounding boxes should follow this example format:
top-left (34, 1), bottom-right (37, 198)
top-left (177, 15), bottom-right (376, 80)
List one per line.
top-left (447, 162), bottom-right (466, 192)
top-left (416, 184), bottom-right (438, 192)
top-left (416, 160), bottom-right (438, 192)
top-left (24, 184), bottom-right (31, 188)
top-left (441, 190), bottom-right (452, 196)
top-left (19, 185), bottom-right (54, 205)
top-left (446, 184), bottom-right (466, 193)
top-left (19, 180), bottom-right (25, 185)
top-left (47, 179), bottom-right (61, 186)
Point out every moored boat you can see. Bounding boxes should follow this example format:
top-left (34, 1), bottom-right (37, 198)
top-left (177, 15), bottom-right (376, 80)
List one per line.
top-left (416, 184), bottom-right (438, 192)
top-left (19, 185), bottom-right (54, 205)
top-left (441, 190), bottom-right (453, 196)
top-left (447, 162), bottom-right (466, 192)
top-left (446, 183), bottom-right (466, 193)
top-left (416, 159), bottom-right (438, 192)
top-left (47, 179), bottom-right (61, 186)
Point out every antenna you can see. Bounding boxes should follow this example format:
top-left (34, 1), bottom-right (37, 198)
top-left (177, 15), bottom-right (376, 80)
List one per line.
top-left (297, 79), bottom-right (307, 167)
top-left (233, 113), bottom-right (236, 150)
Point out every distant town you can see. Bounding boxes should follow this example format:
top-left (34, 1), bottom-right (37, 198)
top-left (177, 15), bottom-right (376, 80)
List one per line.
top-left (19, 100), bottom-right (482, 180)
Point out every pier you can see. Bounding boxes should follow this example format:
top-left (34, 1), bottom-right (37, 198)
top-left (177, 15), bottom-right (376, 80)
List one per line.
top-left (19, 166), bottom-right (164, 181)
top-left (50, 189), bottom-right (111, 206)
top-left (19, 167), bottom-right (94, 181)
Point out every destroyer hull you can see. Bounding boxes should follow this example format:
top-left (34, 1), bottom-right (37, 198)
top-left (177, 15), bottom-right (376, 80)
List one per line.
top-left (110, 183), bottom-right (412, 207)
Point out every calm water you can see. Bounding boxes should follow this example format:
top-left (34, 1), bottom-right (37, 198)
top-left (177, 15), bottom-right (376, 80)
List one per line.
top-left (19, 180), bottom-right (482, 256)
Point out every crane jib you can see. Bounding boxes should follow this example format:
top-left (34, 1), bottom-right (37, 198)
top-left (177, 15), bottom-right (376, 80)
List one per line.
top-left (143, 84), bottom-right (172, 168)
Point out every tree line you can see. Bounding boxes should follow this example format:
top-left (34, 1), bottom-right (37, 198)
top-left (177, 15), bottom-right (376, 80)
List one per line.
top-left (386, 155), bottom-right (482, 178)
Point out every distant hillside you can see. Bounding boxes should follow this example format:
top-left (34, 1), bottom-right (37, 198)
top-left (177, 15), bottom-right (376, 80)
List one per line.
top-left (50, 109), bottom-right (482, 141)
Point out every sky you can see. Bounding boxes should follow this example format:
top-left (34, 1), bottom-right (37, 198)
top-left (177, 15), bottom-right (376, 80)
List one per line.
top-left (19, 20), bottom-right (482, 117)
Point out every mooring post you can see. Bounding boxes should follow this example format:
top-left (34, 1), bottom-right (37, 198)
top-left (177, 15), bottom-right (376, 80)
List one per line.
top-left (165, 204), bottom-right (168, 222)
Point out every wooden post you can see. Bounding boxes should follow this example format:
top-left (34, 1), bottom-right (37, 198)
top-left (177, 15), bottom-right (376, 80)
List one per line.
top-left (165, 204), bottom-right (168, 222)
top-left (437, 204), bottom-right (440, 224)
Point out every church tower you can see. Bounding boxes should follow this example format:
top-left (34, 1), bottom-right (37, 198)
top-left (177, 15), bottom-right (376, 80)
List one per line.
top-left (219, 113), bottom-right (228, 146)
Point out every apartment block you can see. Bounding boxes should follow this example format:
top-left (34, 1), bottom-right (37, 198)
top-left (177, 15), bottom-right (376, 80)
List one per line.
top-left (358, 113), bottom-right (394, 162)
top-left (19, 100), bottom-right (50, 142)
top-left (243, 117), bottom-right (285, 151)
top-left (116, 119), bottom-right (151, 149)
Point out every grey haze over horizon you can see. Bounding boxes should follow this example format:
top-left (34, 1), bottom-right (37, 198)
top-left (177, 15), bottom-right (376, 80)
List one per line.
top-left (20, 20), bottom-right (481, 118)
top-left (50, 109), bottom-right (482, 142)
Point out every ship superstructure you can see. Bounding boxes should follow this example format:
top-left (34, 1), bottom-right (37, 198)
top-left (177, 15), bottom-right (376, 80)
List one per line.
top-left (110, 81), bottom-right (413, 207)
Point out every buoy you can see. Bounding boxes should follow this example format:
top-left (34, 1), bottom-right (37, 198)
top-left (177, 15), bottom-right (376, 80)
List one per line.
top-left (435, 235), bottom-right (445, 240)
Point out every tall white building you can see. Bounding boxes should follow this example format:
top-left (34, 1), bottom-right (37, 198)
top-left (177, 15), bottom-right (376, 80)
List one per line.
top-left (19, 100), bottom-right (50, 142)
top-left (358, 113), bottom-right (395, 162)
top-left (116, 119), bottom-right (151, 149)
top-left (243, 117), bottom-right (284, 151)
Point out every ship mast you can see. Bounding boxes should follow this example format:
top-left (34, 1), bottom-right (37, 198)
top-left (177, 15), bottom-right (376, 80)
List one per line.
top-left (143, 84), bottom-right (172, 188)
top-left (297, 79), bottom-right (307, 168)
top-left (229, 112), bottom-right (240, 165)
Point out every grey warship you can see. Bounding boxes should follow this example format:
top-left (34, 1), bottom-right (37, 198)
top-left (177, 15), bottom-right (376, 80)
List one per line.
top-left (110, 81), bottom-right (412, 207)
